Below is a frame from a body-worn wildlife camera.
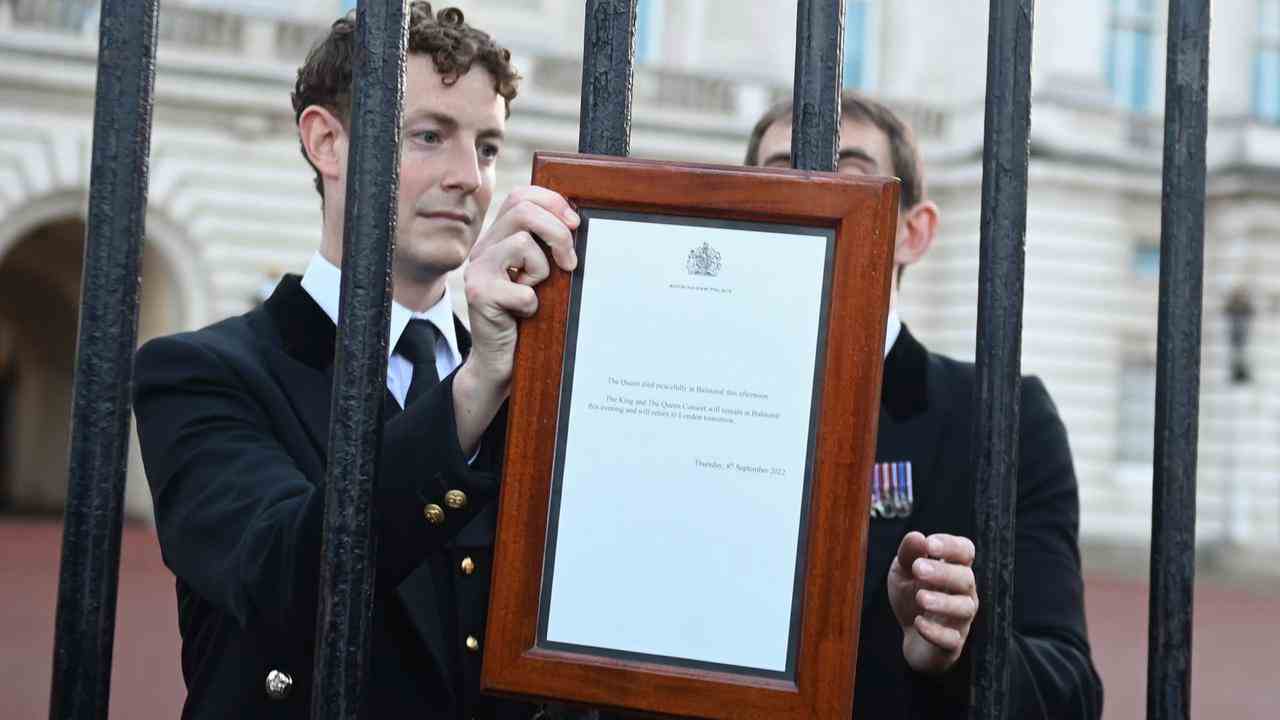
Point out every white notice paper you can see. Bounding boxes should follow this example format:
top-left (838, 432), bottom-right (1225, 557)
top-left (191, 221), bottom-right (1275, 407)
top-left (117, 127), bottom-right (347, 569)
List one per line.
top-left (543, 213), bottom-right (830, 673)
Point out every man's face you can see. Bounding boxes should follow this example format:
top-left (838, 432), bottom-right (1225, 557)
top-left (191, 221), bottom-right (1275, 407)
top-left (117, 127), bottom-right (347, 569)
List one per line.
top-left (753, 113), bottom-right (937, 295)
top-left (393, 55), bottom-right (505, 281)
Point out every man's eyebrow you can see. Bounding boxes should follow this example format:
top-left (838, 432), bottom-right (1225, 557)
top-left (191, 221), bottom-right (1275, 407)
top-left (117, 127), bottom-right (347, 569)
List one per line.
top-left (759, 151), bottom-right (792, 167)
top-left (403, 111), bottom-right (457, 131)
top-left (478, 126), bottom-right (505, 142)
top-left (837, 147), bottom-right (878, 167)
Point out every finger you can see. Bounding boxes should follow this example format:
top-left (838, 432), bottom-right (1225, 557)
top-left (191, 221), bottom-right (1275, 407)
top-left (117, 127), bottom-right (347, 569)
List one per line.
top-left (473, 186), bottom-right (573, 258)
top-left (896, 531), bottom-right (930, 570)
top-left (925, 533), bottom-right (976, 566)
top-left (916, 588), bottom-right (979, 623)
top-left (887, 555), bottom-right (925, 629)
top-left (487, 199), bottom-right (577, 272)
top-left (495, 232), bottom-right (551, 287)
top-left (466, 233), bottom-right (546, 317)
top-left (520, 202), bottom-right (576, 273)
top-left (911, 557), bottom-right (977, 596)
top-left (913, 615), bottom-right (965, 653)
top-left (498, 185), bottom-right (580, 229)
top-left (465, 264), bottom-right (538, 319)
top-left (486, 278), bottom-right (539, 319)
top-left (888, 555), bottom-right (911, 583)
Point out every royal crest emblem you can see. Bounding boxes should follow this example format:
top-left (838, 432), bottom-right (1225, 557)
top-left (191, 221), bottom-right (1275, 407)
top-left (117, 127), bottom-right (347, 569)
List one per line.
top-left (686, 242), bottom-right (722, 277)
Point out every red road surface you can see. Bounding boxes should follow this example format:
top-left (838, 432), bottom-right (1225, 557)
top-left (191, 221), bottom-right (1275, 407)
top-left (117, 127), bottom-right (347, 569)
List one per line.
top-left (1, 520), bottom-right (1276, 718)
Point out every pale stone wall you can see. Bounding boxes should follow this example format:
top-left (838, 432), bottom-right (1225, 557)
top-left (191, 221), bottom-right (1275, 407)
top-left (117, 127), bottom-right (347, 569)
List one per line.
top-left (1, 1), bottom-right (1277, 564)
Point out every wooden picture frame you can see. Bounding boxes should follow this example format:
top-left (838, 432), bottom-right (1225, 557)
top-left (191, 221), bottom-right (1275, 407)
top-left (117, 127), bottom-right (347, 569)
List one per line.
top-left (482, 152), bottom-right (899, 719)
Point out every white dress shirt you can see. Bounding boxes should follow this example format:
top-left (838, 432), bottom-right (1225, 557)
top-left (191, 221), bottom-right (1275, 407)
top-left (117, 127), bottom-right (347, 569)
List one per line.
top-left (300, 252), bottom-right (463, 409)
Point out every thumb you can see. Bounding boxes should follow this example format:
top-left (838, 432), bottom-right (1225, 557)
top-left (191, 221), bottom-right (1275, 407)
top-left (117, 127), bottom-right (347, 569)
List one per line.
top-left (896, 531), bottom-right (930, 572)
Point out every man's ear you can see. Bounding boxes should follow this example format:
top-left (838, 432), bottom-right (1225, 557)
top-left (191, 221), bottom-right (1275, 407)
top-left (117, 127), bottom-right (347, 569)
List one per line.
top-left (894, 200), bottom-right (940, 268)
top-left (298, 105), bottom-right (347, 186)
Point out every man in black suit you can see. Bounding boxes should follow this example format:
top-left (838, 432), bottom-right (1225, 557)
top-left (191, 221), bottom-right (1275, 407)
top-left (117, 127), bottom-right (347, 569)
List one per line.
top-left (745, 93), bottom-right (1104, 718)
top-left (133, 4), bottom-right (580, 718)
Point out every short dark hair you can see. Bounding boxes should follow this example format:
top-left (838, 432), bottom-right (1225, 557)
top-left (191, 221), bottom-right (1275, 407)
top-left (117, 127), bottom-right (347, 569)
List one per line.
top-left (743, 90), bottom-right (924, 209)
top-left (291, 2), bottom-right (521, 200)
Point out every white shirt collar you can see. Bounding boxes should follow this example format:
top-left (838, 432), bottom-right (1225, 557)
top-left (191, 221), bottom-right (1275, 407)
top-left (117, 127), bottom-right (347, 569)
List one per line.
top-left (884, 305), bottom-right (902, 359)
top-left (299, 252), bottom-right (462, 365)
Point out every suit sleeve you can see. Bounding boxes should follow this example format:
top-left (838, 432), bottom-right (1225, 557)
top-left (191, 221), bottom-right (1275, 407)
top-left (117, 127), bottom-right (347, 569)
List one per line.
top-left (1004, 376), bottom-right (1104, 719)
top-left (132, 333), bottom-right (499, 632)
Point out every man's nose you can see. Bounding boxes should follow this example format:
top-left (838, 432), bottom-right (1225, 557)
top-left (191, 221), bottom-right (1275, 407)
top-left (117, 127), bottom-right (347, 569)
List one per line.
top-left (440, 142), bottom-right (481, 193)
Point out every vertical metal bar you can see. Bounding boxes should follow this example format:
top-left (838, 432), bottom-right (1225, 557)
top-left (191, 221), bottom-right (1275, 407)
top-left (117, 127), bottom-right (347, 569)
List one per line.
top-left (309, 1), bottom-right (406, 718)
top-left (47, 1), bottom-right (160, 719)
top-left (970, 2), bottom-right (1034, 719)
top-left (790, 0), bottom-right (844, 172)
top-left (567, 8), bottom-right (633, 720)
top-left (1147, 2), bottom-right (1210, 719)
top-left (578, 0), bottom-right (636, 155)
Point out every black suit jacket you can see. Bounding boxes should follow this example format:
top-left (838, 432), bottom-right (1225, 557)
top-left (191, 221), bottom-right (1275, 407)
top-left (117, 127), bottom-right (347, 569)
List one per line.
top-left (133, 275), bottom-right (536, 719)
top-left (852, 326), bottom-right (1103, 718)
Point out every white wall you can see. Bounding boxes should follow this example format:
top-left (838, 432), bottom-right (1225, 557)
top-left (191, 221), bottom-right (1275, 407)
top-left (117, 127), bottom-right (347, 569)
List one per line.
top-left (2, 0), bottom-right (1277, 561)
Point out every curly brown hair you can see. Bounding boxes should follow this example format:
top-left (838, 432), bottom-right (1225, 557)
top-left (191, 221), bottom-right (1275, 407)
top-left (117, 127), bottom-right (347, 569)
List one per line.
top-left (291, 2), bottom-right (521, 200)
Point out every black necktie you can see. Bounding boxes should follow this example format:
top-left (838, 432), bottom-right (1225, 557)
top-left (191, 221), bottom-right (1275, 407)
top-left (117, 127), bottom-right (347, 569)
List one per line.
top-left (397, 318), bottom-right (440, 407)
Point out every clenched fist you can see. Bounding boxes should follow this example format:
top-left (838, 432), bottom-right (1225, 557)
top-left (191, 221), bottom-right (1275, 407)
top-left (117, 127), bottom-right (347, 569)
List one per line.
top-left (886, 531), bottom-right (979, 674)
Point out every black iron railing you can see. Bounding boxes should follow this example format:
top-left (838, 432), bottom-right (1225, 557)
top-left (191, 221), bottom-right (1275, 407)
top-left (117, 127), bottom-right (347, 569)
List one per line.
top-left (1148, 3), bottom-right (1210, 719)
top-left (970, 1), bottom-right (1034, 716)
top-left (578, 0), bottom-right (636, 156)
top-left (48, 1), bottom-right (1211, 719)
top-left (49, 2), bottom-right (159, 718)
top-left (790, 0), bottom-right (844, 172)
top-left (309, 2), bottom-right (407, 719)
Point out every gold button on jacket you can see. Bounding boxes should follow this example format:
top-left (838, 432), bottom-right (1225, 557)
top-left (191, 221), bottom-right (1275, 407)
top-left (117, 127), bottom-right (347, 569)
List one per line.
top-left (460, 556), bottom-right (476, 575)
top-left (423, 503), bottom-right (445, 525)
top-left (465, 635), bottom-right (480, 652)
top-left (444, 489), bottom-right (468, 509)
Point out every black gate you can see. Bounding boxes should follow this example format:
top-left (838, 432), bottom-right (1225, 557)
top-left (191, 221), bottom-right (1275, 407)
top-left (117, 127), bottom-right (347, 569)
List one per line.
top-left (48, 1), bottom-right (1210, 719)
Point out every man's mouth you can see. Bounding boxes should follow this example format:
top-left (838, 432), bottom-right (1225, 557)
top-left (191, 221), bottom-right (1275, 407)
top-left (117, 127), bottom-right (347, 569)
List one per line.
top-left (419, 210), bottom-right (472, 224)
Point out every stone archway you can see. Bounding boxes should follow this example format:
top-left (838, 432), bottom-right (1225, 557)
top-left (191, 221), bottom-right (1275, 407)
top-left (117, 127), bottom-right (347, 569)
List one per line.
top-left (0, 215), bottom-right (186, 520)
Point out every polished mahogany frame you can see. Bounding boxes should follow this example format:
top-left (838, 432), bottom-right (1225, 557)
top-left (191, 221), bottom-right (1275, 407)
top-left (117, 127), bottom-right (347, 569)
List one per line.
top-left (482, 152), bottom-right (899, 719)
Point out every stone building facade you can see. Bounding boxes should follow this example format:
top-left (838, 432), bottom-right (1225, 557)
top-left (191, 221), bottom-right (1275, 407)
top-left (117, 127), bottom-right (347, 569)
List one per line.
top-left (1, 0), bottom-right (1276, 569)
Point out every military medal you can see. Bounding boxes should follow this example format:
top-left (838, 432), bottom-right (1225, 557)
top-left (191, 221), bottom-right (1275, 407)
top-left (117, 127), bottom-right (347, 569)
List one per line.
top-left (870, 461), bottom-right (913, 519)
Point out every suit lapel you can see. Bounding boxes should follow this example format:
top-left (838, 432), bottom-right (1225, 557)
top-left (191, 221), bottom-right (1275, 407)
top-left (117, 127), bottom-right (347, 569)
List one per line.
top-left (257, 275), bottom-right (339, 458)
top-left (863, 326), bottom-right (952, 607)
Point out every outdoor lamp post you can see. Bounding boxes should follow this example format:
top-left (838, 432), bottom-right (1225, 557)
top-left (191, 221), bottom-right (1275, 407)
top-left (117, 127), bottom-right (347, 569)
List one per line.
top-left (1225, 287), bottom-right (1256, 385)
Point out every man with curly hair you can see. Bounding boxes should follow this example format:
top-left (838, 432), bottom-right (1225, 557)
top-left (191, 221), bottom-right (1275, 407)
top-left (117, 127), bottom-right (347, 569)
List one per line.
top-left (133, 4), bottom-right (580, 718)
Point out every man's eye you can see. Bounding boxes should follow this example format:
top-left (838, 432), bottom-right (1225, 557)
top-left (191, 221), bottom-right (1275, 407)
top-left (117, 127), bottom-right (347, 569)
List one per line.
top-left (837, 161), bottom-right (873, 175)
top-left (416, 130), bottom-right (441, 144)
top-left (480, 143), bottom-right (501, 160)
